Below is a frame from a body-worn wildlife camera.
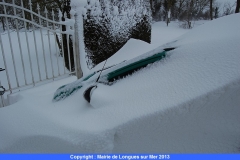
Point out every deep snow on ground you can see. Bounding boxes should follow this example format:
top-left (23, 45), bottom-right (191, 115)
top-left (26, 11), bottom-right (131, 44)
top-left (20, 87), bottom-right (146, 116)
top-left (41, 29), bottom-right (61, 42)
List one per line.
top-left (0, 14), bottom-right (240, 153)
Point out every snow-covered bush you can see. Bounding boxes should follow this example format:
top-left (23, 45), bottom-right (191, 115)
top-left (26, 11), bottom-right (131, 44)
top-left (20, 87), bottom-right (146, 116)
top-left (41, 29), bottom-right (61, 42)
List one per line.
top-left (83, 0), bottom-right (152, 68)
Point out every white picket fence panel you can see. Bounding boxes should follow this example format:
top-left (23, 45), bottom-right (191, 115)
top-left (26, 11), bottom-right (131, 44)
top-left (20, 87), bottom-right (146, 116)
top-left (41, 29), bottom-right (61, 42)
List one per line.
top-left (0, 0), bottom-right (81, 107)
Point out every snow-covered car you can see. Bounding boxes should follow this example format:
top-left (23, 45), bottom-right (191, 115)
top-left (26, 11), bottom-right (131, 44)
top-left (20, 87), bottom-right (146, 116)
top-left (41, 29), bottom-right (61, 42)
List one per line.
top-left (53, 47), bottom-right (175, 103)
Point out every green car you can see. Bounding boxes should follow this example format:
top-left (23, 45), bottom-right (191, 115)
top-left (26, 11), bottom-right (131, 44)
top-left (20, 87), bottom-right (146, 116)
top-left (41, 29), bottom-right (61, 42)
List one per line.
top-left (53, 47), bottom-right (175, 103)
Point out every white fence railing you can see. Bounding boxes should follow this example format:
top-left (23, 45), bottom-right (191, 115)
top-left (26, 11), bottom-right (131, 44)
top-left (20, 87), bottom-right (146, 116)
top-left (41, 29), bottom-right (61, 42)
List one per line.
top-left (0, 0), bottom-right (82, 107)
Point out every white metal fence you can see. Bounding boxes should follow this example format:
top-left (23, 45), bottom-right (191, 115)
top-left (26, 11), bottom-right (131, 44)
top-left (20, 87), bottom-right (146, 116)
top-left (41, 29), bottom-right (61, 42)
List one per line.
top-left (0, 0), bottom-right (82, 107)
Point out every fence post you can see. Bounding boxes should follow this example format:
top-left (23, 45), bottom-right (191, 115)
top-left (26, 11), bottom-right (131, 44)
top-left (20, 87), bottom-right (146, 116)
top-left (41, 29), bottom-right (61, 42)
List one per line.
top-left (74, 13), bottom-right (83, 79)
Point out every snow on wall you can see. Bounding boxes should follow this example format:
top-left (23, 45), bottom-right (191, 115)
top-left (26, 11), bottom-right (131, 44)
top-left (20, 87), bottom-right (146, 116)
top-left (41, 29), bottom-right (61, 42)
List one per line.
top-left (112, 81), bottom-right (240, 152)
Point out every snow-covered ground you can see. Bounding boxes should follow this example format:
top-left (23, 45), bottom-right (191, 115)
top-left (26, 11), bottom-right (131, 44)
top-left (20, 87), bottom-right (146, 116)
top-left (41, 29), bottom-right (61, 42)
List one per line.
top-left (0, 14), bottom-right (240, 153)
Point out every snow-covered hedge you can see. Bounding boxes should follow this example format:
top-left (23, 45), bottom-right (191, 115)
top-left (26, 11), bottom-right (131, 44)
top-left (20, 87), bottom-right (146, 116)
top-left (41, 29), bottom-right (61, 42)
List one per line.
top-left (83, 0), bottom-right (152, 68)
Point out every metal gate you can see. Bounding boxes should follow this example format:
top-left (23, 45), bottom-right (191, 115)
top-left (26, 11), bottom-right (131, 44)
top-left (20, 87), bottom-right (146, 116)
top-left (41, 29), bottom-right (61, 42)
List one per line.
top-left (0, 0), bottom-right (81, 107)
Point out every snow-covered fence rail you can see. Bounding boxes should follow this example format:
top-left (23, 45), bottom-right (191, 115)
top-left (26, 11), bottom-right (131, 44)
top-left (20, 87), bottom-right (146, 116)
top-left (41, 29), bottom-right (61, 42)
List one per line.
top-left (0, 0), bottom-right (82, 107)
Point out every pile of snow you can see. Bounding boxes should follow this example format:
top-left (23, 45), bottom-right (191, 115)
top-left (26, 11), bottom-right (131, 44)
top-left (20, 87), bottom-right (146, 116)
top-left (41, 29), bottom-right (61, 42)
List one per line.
top-left (0, 14), bottom-right (240, 153)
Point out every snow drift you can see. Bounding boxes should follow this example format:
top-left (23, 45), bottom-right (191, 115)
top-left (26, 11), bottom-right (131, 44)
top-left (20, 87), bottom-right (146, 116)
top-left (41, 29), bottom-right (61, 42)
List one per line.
top-left (0, 14), bottom-right (240, 153)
